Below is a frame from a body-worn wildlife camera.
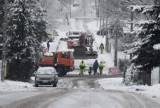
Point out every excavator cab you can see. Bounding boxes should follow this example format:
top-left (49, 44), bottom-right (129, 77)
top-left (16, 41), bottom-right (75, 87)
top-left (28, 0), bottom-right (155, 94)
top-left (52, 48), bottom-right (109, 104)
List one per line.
top-left (79, 33), bottom-right (93, 47)
top-left (73, 32), bottom-right (98, 59)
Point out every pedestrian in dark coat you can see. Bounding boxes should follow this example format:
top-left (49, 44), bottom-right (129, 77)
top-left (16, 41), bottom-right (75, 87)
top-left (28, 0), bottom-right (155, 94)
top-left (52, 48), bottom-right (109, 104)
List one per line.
top-left (47, 41), bottom-right (50, 51)
top-left (93, 60), bottom-right (99, 75)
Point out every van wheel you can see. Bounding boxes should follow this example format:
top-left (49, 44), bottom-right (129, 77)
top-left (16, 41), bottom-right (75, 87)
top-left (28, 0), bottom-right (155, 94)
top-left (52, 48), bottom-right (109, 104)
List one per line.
top-left (56, 67), bottom-right (66, 77)
top-left (53, 84), bottom-right (57, 87)
top-left (35, 83), bottom-right (38, 87)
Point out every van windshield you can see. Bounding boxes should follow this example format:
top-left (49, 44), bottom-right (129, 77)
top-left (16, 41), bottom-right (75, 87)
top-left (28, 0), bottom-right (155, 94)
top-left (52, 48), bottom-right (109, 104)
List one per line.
top-left (37, 68), bottom-right (54, 74)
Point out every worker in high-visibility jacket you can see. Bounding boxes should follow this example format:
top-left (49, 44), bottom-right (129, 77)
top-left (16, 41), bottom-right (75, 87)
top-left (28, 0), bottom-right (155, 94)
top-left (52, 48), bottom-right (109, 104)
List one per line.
top-left (99, 43), bottom-right (104, 54)
top-left (79, 60), bottom-right (86, 75)
top-left (99, 61), bottom-right (105, 75)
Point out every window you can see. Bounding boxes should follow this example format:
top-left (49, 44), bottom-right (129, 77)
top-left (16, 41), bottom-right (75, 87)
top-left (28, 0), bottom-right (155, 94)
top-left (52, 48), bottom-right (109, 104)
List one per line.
top-left (61, 52), bottom-right (69, 58)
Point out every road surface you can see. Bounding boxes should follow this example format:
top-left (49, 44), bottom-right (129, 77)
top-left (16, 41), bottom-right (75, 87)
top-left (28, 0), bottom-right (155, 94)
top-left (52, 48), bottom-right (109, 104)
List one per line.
top-left (0, 76), bottom-right (160, 108)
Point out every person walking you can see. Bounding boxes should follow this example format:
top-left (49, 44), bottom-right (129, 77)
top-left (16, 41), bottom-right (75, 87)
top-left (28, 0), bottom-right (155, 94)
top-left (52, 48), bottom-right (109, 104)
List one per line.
top-left (79, 60), bottom-right (86, 75)
top-left (99, 43), bottom-right (104, 54)
top-left (47, 41), bottom-right (50, 51)
top-left (93, 60), bottom-right (99, 75)
top-left (88, 66), bottom-right (92, 75)
top-left (99, 61), bottom-right (105, 75)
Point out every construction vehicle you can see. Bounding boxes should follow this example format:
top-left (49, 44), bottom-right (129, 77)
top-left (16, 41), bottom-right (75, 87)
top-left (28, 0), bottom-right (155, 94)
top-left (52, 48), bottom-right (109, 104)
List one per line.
top-left (66, 31), bottom-right (82, 39)
top-left (67, 32), bottom-right (98, 59)
top-left (38, 50), bottom-right (74, 77)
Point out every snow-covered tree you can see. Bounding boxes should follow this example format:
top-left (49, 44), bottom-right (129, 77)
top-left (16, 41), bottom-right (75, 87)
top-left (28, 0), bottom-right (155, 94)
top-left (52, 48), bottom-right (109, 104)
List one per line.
top-left (6, 0), bottom-right (48, 81)
top-left (0, 3), bottom-right (3, 52)
top-left (0, 0), bottom-right (4, 40)
top-left (34, 2), bottom-right (48, 42)
top-left (130, 5), bottom-right (160, 85)
top-left (124, 63), bottom-right (142, 85)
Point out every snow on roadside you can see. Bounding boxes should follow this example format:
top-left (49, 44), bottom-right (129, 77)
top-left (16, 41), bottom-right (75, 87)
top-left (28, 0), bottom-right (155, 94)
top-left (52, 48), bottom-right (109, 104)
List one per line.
top-left (97, 78), bottom-right (160, 102)
top-left (87, 20), bottom-right (114, 68)
top-left (0, 80), bottom-right (35, 92)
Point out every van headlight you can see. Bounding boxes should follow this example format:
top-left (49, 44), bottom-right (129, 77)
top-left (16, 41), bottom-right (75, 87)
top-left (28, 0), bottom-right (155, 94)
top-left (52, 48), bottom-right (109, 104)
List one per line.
top-left (51, 77), bottom-right (55, 80)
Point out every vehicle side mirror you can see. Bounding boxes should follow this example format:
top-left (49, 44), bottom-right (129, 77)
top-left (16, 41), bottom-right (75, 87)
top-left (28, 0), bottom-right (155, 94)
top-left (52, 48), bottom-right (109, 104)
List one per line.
top-left (55, 71), bottom-right (59, 75)
top-left (32, 71), bottom-right (36, 76)
top-left (66, 33), bottom-right (69, 36)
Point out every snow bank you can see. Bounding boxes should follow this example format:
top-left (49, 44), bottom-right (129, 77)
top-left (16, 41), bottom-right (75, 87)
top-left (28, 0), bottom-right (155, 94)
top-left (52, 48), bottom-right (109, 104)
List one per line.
top-left (0, 80), bottom-right (35, 92)
top-left (151, 67), bottom-right (160, 85)
top-left (98, 78), bottom-right (160, 100)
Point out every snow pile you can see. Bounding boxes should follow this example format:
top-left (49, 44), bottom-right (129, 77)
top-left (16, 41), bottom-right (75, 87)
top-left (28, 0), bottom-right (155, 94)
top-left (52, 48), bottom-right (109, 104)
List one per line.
top-left (0, 80), bottom-right (35, 91)
top-left (98, 78), bottom-right (160, 99)
top-left (97, 78), bottom-right (127, 91)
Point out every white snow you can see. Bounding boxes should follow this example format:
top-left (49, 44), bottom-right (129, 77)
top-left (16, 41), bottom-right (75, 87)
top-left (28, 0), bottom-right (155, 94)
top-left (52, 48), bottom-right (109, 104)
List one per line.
top-left (0, 80), bottom-right (35, 92)
top-left (0, 7), bottom-right (160, 107)
top-left (48, 89), bottom-right (124, 108)
top-left (70, 19), bottom-right (85, 31)
top-left (87, 20), bottom-right (114, 68)
top-left (97, 78), bottom-right (160, 102)
top-left (153, 44), bottom-right (160, 50)
top-left (151, 67), bottom-right (160, 85)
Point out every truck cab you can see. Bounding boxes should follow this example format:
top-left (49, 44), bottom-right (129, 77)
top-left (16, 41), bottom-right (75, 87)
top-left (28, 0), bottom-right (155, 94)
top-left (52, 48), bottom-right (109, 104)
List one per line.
top-left (38, 50), bottom-right (74, 76)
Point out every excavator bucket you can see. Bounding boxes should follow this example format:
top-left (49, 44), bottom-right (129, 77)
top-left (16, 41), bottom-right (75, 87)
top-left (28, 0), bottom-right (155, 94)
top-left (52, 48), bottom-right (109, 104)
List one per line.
top-left (72, 46), bottom-right (98, 59)
top-left (85, 51), bottom-right (98, 59)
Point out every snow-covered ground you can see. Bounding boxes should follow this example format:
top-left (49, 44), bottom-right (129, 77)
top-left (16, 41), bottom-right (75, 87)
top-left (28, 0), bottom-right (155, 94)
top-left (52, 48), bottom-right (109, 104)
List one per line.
top-left (0, 12), bottom-right (160, 106)
top-left (98, 78), bottom-right (160, 98)
top-left (1, 18), bottom-right (159, 92)
top-left (0, 80), bottom-right (35, 92)
top-left (1, 78), bottom-right (160, 103)
top-left (2, 78), bottom-right (159, 106)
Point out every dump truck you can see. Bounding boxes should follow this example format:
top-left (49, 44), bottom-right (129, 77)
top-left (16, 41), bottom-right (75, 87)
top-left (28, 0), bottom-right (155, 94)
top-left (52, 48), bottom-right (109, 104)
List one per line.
top-left (38, 50), bottom-right (74, 77)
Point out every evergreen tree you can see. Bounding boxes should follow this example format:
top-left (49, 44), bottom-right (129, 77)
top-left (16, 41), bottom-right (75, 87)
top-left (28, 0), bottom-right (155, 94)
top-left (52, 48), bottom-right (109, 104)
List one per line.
top-left (32, 1), bottom-right (48, 64)
top-left (6, 0), bottom-right (48, 81)
top-left (131, 6), bottom-right (160, 74)
top-left (0, 0), bottom-right (4, 39)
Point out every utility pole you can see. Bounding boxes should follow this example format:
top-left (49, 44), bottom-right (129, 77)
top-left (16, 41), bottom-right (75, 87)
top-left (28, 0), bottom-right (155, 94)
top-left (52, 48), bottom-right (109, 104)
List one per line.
top-left (1, 0), bottom-right (8, 82)
top-left (102, 0), bottom-right (105, 38)
top-left (99, 0), bottom-right (102, 35)
top-left (114, 19), bottom-right (122, 66)
top-left (114, 21), bottom-right (118, 66)
top-left (105, 0), bottom-right (109, 52)
top-left (131, 9), bottom-right (133, 32)
top-left (130, 7), bottom-right (133, 60)
top-left (69, 0), bottom-right (72, 18)
top-left (95, 0), bottom-right (99, 27)
top-left (82, 0), bottom-right (86, 16)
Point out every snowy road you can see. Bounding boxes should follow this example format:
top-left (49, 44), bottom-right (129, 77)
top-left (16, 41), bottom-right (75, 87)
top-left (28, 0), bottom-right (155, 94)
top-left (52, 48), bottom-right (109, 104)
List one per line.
top-left (0, 18), bottom-right (158, 108)
top-left (0, 77), bottom-right (160, 108)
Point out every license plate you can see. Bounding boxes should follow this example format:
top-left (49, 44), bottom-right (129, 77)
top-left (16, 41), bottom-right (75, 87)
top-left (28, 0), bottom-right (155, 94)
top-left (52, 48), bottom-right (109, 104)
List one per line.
top-left (42, 80), bottom-right (49, 83)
